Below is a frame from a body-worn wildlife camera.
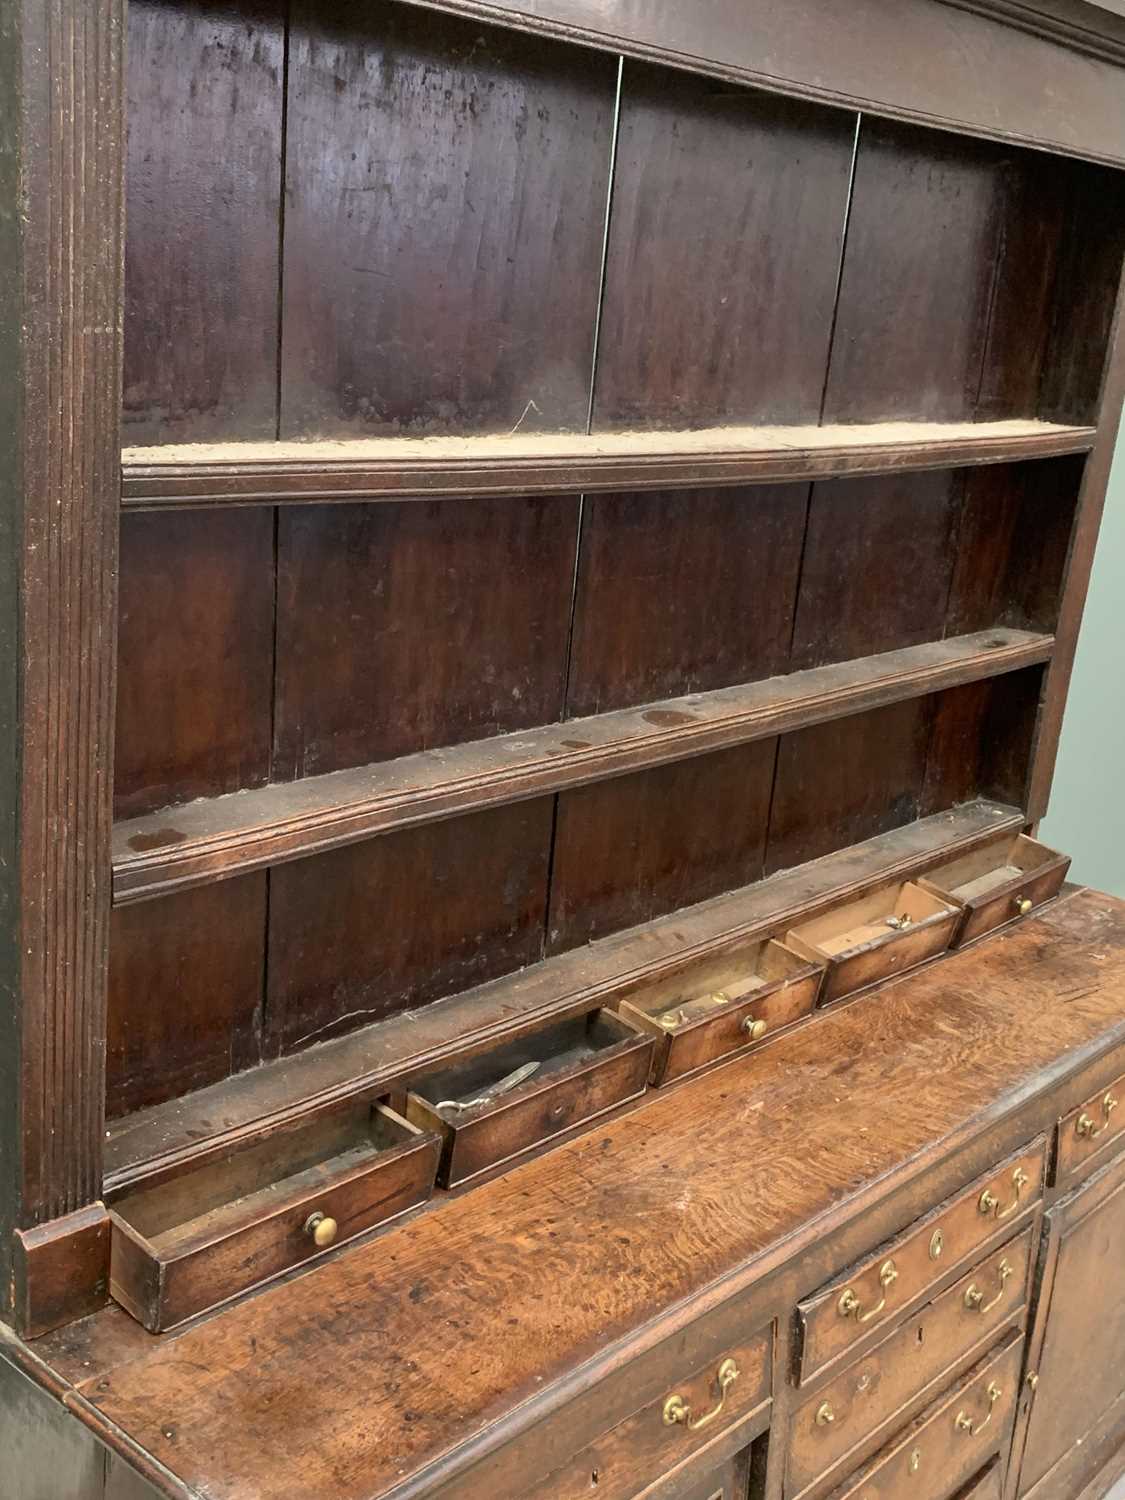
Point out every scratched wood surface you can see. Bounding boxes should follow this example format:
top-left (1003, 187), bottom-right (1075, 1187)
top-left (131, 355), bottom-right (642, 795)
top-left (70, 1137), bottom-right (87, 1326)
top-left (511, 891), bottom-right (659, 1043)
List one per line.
top-left (75, 889), bottom-right (1125, 1500)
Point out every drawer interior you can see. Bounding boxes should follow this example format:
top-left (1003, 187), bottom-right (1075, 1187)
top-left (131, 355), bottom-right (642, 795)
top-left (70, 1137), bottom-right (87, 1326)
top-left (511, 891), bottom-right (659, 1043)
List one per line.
top-left (789, 882), bottom-right (956, 960)
top-left (408, 1010), bottom-right (642, 1118)
top-left (113, 1101), bottom-right (422, 1250)
top-left (922, 834), bottom-right (1065, 904)
top-left (620, 938), bottom-right (818, 1031)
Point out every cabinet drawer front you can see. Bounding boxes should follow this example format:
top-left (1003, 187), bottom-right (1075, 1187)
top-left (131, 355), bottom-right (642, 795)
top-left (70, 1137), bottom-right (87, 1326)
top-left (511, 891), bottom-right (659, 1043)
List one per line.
top-left (798, 1142), bottom-right (1045, 1383)
top-left (627, 964), bottom-right (822, 1086)
top-left (789, 1230), bottom-right (1032, 1497)
top-left (110, 1108), bottom-right (440, 1332)
top-left (830, 1339), bottom-right (1023, 1500)
top-left (520, 1327), bottom-right (771, 1500)
top-left (1055, 1067), bottom-right (1125, 1181)
top-left (952, 852), bottom-right (1070, 949)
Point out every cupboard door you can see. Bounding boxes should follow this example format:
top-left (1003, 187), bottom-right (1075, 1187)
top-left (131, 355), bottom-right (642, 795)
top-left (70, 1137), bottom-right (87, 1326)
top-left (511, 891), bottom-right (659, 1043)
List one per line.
top-left (654, 1448), bottom-right (751, 1500)
top-left (1013, 1149), bottom-right (1125, 1497)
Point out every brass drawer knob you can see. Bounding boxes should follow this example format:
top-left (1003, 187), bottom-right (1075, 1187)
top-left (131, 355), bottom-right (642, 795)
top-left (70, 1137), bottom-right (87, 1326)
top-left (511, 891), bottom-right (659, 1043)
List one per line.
top-left (1014, 895), bottom-right (1033, 916)
top-left (1076, 1092), bottom-right (1119, 1140)
top-left (304, 1212), bottom-right (338, 1249)
top-left (963, 1257), bottom-right (1013, 1315)
top-left (838, 1259), bottom-right (898, 1323)
top-left (979, 1165), bottom-right (1029, 1220)
top-left (955, 1381), bottom-right (1002, 1437)
top-left (663, 1357), bottom-right (740, 1432)
top-left (742, 1017), bottom-right (768, 1042)
top-left (816, 1402), bottom-right (836, 1427)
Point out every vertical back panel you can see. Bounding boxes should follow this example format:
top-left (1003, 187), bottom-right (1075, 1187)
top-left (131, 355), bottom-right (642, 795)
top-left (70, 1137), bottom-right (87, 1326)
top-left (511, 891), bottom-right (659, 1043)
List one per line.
top-left (281, 1), bottom-right (617, 437)
top-left (547, 741), bottom-right (778, 953)
top-left (566, 483), bottom-right (809, 718)
top-left (273, 496), bottom-right (580, 779)
top-left (266, 799), bottom-right (555, 1055)
top-left (106, 875), bottom-right (268, 1118)
top-left (124, 0), bottom-right (285, 443)
top-left (790, 470), bottom-right (962, 671)
top-left (114, 509), bottom-right (276, 819)
top-left (593, 64), bottom-right (856, 431)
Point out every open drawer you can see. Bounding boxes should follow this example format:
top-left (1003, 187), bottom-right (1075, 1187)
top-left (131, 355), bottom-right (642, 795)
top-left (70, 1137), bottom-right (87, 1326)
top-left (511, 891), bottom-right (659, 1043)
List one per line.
top-left (617, 937), bottom-right (824, 1084)
top-left (787, 882), bottom-right (960, 1004)
top-left (109, 1101), bottom-right (439, 1332)
top-left (406, 1011), bottom-right (653, 1188)
top-left (917, 834), bottom-right (1071, 948)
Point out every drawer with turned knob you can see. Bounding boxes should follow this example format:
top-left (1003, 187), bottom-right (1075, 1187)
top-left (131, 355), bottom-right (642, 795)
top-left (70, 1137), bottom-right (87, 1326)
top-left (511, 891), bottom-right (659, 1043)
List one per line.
top-left (917, 833), bottom-right (1070, 949)
top-left (108, 1101), bottom-right (440, 1331)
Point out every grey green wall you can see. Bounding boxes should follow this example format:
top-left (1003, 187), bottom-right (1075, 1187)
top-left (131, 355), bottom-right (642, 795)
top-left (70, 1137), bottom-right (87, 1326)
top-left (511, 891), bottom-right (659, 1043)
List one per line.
top-left (1040, 418), bottom-right (1125, 897)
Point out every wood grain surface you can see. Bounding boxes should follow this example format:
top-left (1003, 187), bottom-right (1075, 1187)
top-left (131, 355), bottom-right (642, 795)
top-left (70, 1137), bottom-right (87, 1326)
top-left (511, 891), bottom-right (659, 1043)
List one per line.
top-left (74, 889), bottom-right (1125, 1500)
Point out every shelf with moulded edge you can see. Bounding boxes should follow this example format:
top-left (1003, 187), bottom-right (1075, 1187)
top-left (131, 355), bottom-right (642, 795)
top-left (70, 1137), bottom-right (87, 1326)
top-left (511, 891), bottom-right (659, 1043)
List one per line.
top-left (103, 796), bottom-right (1027, 1199)
top-left (112, 626), bottom-right (1055, 905)
top-left (119, 417), bottom-right (1096, 509)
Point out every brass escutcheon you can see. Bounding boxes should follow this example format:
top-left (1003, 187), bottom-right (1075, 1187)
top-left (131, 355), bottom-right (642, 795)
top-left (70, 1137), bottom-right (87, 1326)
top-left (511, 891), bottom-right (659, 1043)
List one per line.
top-left (908, 1449), bottom-right (922, 1475)
top-left (816, 1402), bottom-right (835, 1427)
top-left (929, 1229), bottom-right (945, 1260)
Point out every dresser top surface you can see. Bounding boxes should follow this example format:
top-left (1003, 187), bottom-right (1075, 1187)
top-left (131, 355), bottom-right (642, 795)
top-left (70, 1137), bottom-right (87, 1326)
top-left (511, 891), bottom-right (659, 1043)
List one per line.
top-left (22, 886), bottom-right (1125, 1500)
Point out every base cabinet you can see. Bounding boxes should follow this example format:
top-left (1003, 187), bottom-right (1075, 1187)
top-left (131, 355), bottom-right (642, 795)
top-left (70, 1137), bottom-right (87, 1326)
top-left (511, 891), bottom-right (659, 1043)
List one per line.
top-left (1012, 1150), bottom-right (1125, 1499)
top-left (652, 1446), bottom-right (754, 1500)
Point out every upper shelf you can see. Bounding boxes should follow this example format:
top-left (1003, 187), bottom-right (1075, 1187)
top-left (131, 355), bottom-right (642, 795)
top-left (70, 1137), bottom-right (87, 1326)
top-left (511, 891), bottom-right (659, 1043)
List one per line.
top-left (120, 419), bottom-right (1096, 508)
top-left (112, 627), bottom-right (1052, 904)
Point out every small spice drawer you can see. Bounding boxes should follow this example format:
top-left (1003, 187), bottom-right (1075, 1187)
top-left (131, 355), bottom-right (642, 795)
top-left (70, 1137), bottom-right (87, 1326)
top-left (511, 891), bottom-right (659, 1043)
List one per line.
top-left (787, 882), bottom-right (959, 1004)
top-left (1055, 1065), bottom-right (1125, 1182)
top-left (405, 1010), bottom-right (653, 1189)
top-left (519, 1326), bottom-right (772, 1500)
top-left (824, 1337), bottom-right (1023, 1500)
top-left (617, 937), bottom-right (824, 1085)
top-left (918, 833), bottom-right (1070, 949)
top-left (797, 1140), bottom-right (1045, 1385)
top-left (109, 1102), bottom-right (440, 1333)
top-left (787, 1229), bottom-right (1032, 1498)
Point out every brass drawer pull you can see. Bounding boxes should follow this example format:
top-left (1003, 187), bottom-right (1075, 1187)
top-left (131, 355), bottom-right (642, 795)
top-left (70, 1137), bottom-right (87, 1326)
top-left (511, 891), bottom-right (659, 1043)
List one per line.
top-left (1076, 1092), bottom-right (1119, 1141)
top-left (816, 1401), bottom-right (836, 1426)
top-left (1013, 895), bottom-right (1033, 916)
top-left (838, 1259), bottom-right (898, 1323)
top-left (304, 1211), bottom-right (338, 1249)
top-left (663, 1357), bottom-right (740, 1432)
top-left (955, 1381), bottom-right (1002, 1436)
top-left (978, 1166), bottom-right (1030, 1220)
top-left (742, 1016), bottom-right (768, 1042)
top-left (963, 1257), bottom-right (1013, 1315)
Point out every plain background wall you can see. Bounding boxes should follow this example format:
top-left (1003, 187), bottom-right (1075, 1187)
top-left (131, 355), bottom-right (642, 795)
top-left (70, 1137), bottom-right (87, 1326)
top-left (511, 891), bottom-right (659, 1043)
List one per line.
top-left (1040, 421), bottom-right (1125, 896)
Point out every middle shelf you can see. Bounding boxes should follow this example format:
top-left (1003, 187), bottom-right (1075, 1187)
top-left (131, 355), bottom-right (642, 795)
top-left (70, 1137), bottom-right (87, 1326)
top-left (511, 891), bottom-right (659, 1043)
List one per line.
top-left (112, 627), bottom-right (1053, 903)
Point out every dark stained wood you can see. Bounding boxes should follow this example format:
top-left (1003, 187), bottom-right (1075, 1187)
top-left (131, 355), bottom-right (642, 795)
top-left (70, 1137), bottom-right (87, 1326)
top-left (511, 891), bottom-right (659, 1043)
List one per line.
top-left (547, 741), bottom-right (778, 953)
top-left (123, 0), bottom-right (285, 444)
top-left (823, 120), bottom-right (1008, 424)
top-left (265, 798), bottom-right (555, 1055)
top-left (11, 1208), bottom-right (112, 1342)
top-left (946, 458), bottom-right (1085, 637)
top-left (114, 509), bottom-right (275, 820)
top-left (593, 63), bottom-right (855, 431)
top-left (103, 801), bottom-right (1023, 1195)
top-left (66, 891), bottom-right (1125, 1500)
top-left (0, 1352), bottom-right (108, 1500)
top-left (280, 0), bottom-right (616, 438)
top-left (120, 419), bottom-right (1097, 509)
top-left (106, 875), bottom-right (268, 1119)
top-left (566, 484), bottom-right (808, 717)
top-left (765, 698), bottom-right (933, 876)
top-left (348, 0), bottom-right (1125, 165)
top-left (113, 630), bottom-right (1051, 905)
top-left (921, 668), bottom-right (1042, 817)
top-left (273, 497), bottom-right (579, 780)
top-left (790, 471), bottom-right (962, 671)
top-left (0, 0), bottom-right (124, 1329)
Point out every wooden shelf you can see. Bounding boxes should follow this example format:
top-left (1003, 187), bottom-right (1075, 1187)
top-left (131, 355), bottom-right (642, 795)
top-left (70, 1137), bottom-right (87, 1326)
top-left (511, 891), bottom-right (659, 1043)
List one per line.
top-left (103, 798), bottom-right (1026, 1196)
top-left (120, 418), bottom-right (1096, 508)
top-left (112, 628), bottom-right (1053, 904)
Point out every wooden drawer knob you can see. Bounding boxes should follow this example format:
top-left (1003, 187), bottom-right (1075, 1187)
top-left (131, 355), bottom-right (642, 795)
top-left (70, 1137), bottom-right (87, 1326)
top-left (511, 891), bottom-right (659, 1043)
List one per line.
top-left (305, 1212), bottom-right (338, 1249)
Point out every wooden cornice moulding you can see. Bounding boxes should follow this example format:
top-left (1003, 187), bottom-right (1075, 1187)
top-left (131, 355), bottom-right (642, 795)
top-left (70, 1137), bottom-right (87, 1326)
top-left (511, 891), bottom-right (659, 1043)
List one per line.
top-left (112, 628), bottom-right (1053, 904)
top-left (119, 419), bottom-right (1096, 509)
top-left (104, 799), bottom-right (1025, 1196)
top-left (390, 0), bottom-right (1125, 164)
